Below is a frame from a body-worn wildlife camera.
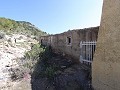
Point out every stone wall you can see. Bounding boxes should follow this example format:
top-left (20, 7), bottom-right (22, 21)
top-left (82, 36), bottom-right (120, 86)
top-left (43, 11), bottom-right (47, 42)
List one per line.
top-left (40, 27), bottom-right (99, 62)
top-left (92, 0), bottom-right (120, 90)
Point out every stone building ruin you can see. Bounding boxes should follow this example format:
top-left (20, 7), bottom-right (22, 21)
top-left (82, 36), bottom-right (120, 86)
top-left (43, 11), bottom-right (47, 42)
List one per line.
top-left (40, 26), bottom-right (99, 63)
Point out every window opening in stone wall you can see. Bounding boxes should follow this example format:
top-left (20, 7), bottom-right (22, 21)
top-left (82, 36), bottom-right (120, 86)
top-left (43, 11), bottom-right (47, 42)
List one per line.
top-left (67, 36), bottom-right (72, 45)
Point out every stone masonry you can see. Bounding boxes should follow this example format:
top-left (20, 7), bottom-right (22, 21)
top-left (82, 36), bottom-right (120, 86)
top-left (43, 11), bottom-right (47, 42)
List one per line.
top-left (40, 27), bottom-right (99, 62)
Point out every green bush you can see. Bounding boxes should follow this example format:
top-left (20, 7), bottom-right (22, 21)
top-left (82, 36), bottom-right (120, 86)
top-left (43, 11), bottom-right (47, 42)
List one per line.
top-left (25, 44), bottom-right (44, 61)
top-left (44, 66), bottom-right (55, 79)
top-left (23, 44), bottom-right (45, 74)
top-left (24, 44), bottom-right (56, 80)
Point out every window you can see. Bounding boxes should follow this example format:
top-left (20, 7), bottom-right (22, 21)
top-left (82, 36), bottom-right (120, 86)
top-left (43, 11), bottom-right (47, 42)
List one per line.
top-left (66, 36), bottom-right (72, 45)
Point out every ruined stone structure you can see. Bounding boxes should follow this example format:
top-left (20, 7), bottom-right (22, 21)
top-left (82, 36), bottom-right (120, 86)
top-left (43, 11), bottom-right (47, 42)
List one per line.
top-left (40, 26), bottom-right (99, 62)
top-left (92, 0), bottom-right (120, 89)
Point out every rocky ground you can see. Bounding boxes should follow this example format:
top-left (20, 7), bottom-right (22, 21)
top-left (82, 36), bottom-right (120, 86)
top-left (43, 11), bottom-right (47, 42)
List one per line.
top-left (0, 34), bottom-right (37, 90)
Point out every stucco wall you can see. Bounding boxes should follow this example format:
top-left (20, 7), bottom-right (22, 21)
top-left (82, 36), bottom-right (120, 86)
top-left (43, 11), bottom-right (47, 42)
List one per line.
top-left (92, 0), bottom-right (120, 89)
top-left (40, 27), bottom-right (99, 62)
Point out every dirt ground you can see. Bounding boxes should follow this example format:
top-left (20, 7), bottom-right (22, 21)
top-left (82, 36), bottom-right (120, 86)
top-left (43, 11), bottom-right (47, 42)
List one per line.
top-left (31, 53), bottom-right (92, 90)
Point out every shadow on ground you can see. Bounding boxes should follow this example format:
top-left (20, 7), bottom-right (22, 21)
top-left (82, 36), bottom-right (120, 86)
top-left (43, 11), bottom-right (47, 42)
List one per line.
top-left (30, 47), bottom-right (93, 90)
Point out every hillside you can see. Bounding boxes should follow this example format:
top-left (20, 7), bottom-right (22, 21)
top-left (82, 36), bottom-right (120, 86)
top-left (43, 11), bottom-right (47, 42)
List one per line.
top-left (0, 17), bottom-right (47, 37)
top-left (0, 17), bottom-right (47, 89)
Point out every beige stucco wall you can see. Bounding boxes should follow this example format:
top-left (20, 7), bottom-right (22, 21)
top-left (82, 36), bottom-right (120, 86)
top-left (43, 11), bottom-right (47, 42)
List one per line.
top-left (92, 0), bottom-right (120, 89)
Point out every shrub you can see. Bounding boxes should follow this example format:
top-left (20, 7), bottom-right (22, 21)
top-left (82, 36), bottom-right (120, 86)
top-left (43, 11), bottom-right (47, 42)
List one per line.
top-left (44, 66), bottom-right (55, 80)
top-left (25, 44), bottom-right (44, 61)
top-left (24, 44), bottom-right (56, 80)
top-left (0, 32), bottom-right (5, 39)
top-left (9, 68), bottom-right (24, 81)
top-left (23, 44), bottom-right (45, 74)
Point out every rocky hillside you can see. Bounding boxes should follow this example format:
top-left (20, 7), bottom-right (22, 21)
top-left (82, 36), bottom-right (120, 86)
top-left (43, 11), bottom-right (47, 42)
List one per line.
top-left (0, 17), bottom-right (47, 37)
top-left (0, 17), bottom-right (46, 90)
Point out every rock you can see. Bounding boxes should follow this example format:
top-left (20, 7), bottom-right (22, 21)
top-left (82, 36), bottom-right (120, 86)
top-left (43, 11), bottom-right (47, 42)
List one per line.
top-left (60, 66), bottom-right (66, 69)
top-left (55, 70), bottom-right (62, 75)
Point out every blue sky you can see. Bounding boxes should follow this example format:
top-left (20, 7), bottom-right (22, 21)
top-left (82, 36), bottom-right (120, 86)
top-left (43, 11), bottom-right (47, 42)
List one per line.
top-left (0, 0), bottom-right (103, 34)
